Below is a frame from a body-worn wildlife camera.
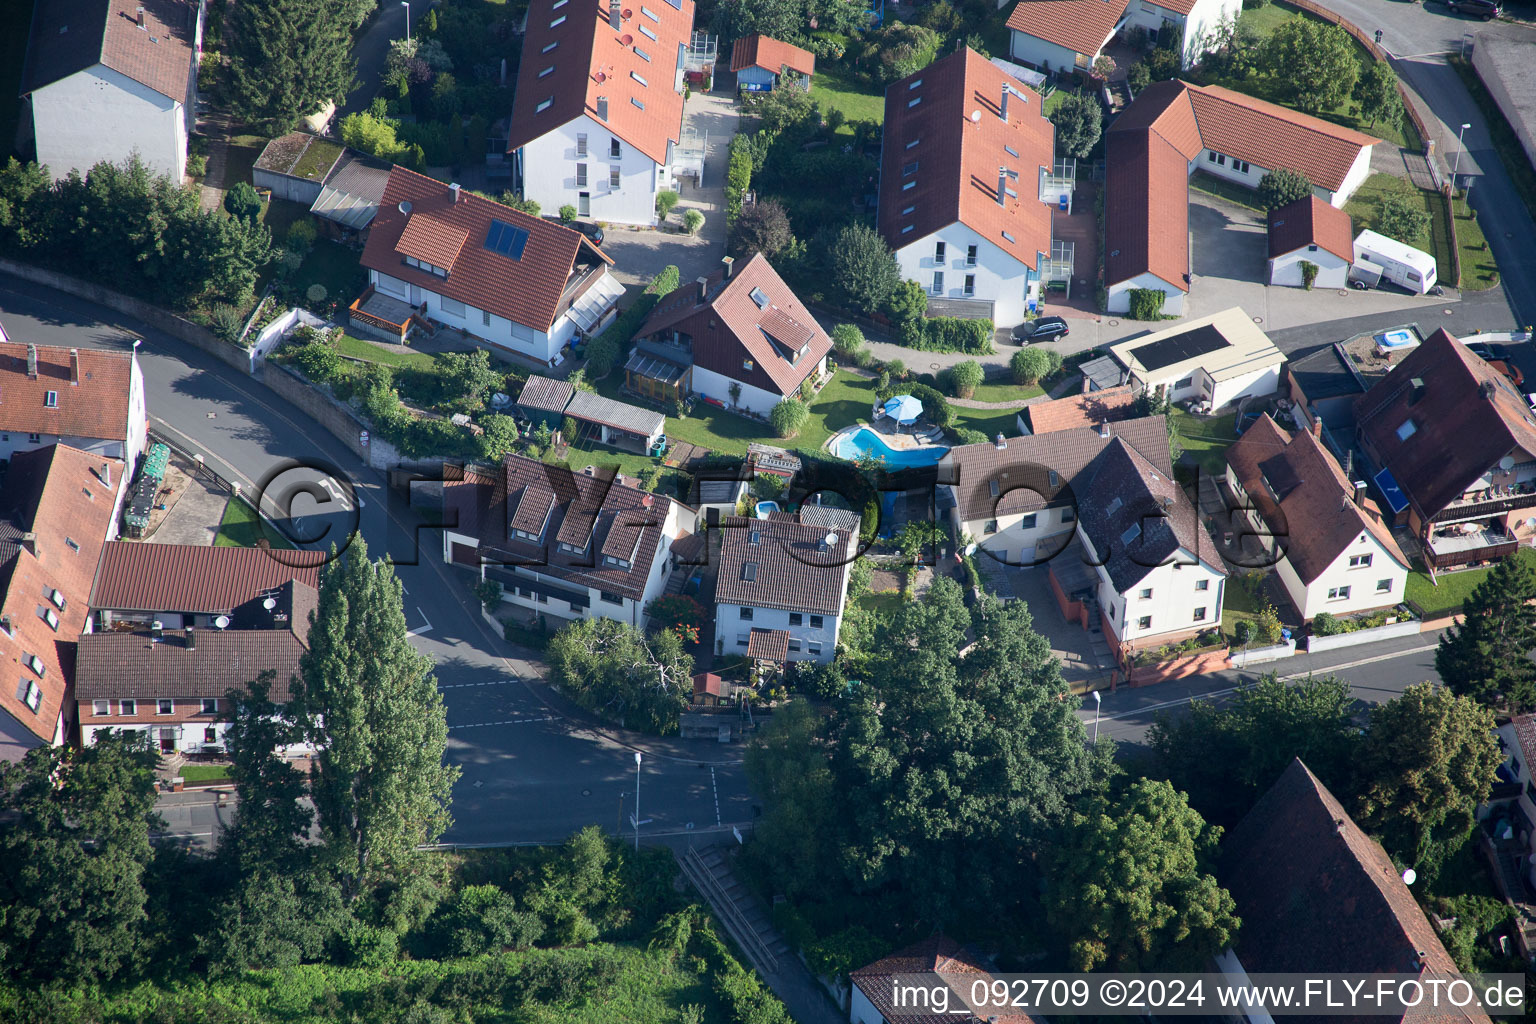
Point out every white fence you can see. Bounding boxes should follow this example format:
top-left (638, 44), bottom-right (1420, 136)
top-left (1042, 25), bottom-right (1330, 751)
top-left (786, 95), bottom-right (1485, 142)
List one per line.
top-left (1303, 617), bottom-right (1421, 653)
top-left (251, 307), bottom-right (328, 367)
top-left (1228, 638), bottom-right (1297, 668)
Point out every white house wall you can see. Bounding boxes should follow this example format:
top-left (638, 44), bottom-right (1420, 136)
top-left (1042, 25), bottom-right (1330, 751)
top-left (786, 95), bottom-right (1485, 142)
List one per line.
top-left (1180, 0), bottom-right (1242, 67)
top-left (1334, 147), bottom-right (1372, 206)
top-left (894, 223), bottom-right (1038, 327)
top-left (715, 602), bottom-right (840, 663)
top-left (1268, 247), bottom-right (1350, 288)
top-left (960, 505), bottom-right (1076, 565)
top-left (691, 364), bottom-right (788, 416)
top-left (32, 66), bottom-right (185, 182)
top-left (1097, 553), bottom-right (1225, 643)
top-left (1284, 529), bottom-right (1408, 620)
top-left (1008, 31), bottom-right (1088, 73)
top-left (1208, 363), bottom-right (1282, 409)
top-left (372, 269), bottom-right (578, 364)
top-left (518, 114), bottom-right (665, 226)
top-left (1107, 272), bottom-right (1186, 315)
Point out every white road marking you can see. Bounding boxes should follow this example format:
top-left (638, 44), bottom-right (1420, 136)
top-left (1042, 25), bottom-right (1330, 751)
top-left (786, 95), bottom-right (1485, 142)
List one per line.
top-left (408, 606), bottom-right (433, 636)
top-left (711, 767), bottom-right (721, 827)
top-left (448, 716), bottom-right (556, 731)
top-left (439, 678), bottom-right (521, 690)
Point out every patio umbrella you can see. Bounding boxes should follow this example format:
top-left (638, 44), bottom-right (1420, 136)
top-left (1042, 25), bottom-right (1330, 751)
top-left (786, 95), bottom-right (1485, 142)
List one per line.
top-left (883, 394), bottom-right (923, 425)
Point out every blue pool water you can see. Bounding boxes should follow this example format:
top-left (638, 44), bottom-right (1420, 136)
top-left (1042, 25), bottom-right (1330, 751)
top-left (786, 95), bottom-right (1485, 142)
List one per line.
top-left (1378, 329), bottom-right (1416, 349)
top-left (833, 427), bottom-right (948, 467)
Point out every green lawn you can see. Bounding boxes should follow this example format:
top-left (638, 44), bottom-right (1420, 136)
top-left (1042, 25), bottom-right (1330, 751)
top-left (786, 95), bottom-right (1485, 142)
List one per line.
top-left (214, 497), bottom-right (295, 549)
top-left (1405, 548), bottom-right (1536, 619)
top-left (1453, 191), bottom-right (1500, 292)
top-left (952, 406), bottom-right (1024, 438)
top-left (966, 380), bottom-right (1046, 404)
top-left (179, 765), bottom-right (232, 783)
top-left (811, 66), bottom-right (885, 132)
top-left (1171, 409), bottom-right (1237, 477)
top-left (858, 590), bottom-right (906, 616)
top-left (0, 1), bottom-right (32, 155)
top-left (297, 238), bottom-right (369, 305)
top-left (1448, 55), bottom-right (1536, 227)
top-left (1344, 174), bottom-right (1454, 287)
top-left (1189, 170), bottom-right (1265, 211)
top-left (333, 331), bottom-right (437, 369)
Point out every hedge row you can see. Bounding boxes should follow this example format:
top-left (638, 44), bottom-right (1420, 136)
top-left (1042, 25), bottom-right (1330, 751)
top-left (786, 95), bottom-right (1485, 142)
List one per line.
top-left (584, 264), bottom-right (681, 377)
top-left (900, 315), bottom-right (995, 354)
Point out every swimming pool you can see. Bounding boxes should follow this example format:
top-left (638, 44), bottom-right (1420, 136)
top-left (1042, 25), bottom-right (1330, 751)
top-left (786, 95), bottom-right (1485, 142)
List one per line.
top-left (832, 427), bottom-right (948, 467)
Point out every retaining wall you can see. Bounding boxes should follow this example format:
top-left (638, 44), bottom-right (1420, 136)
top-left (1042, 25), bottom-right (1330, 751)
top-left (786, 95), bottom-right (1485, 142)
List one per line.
top-left (1304, 616), bottom-right (1421, 653)
top-left (1228, 638), bottom-right (1298, 667)
top-left (262, 362), bottom-right (403, 469)
top-left (0, 258), bottom-right (254, 373)
top-left (1125, 646), bottom-right (1231, 686)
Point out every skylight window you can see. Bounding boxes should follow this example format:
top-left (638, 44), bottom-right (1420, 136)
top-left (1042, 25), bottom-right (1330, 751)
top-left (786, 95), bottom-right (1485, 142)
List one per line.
top-left (41, 607), bottom-right (58, 631)
top-left (749, 530), bottom-right (761, 545)
top-left (484, 220), bottom-right (531, 260)
top-left (1106, 496), bottom-right (1123, 515)
top-left (901, 225), bottom-right (914, 234)
top-left (25, 654), bottom-right (45, 677)
top-left (902, 180), bottom-right (915, 191)
top-left (749, 287), bottom-right (770, 309)
top-left (641, 4), bottom-right (658, 19)
top-left (631, 70), bottom-right (648, 86)
top-left (908, 79), bottom-right (923, 90)
top-left (553, 0), bottom-right (567, 6)
top-left (49, 589), bottom-right (66, 611)
top-left (542, 40), bottom-right (558, 53)
top-left (1004, 145), bottom-right (1019, 157)
top-left (539, 65), bottom-right (554, 77)
top-left (907, 97), bottom-right (921, 109)
top-left (1001, 231), bottom-right (1016, 243)
top-left (631, 97), bottom-right (645, 109)
top-left (905, 138), bottom-right (920, 150)
top-left (639, 23), bottom-right (656, 40)
top-left (902, 161), bottom-right (918, 175)
top-left (1396, 419), bottom-right (1417, 441)
top-left (1120, 523), bottom-right (1142, 546)
top-left (44, 391), bottom-right (57, 408)
top-left (742, 562), bottom-right (758, 581)
top-left (16, 679), bottom-right (41, 713)
top-left (536, 97), bottom-right (554, 113)
top-left (989, 480), bottom-right (1000, 497)
top-left (550, 14), bottom-right (566, 26)
top-left (901, 205), bottom-right (915, 215)
top-left (635, 45), bottom-right (651, 60)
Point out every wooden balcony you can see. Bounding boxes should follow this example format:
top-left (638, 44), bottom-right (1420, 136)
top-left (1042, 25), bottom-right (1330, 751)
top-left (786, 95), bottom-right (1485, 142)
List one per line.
top-left (347, 286), bottom-right (419, 343)
top-left (1431, 486), bottom-right (1536, 524)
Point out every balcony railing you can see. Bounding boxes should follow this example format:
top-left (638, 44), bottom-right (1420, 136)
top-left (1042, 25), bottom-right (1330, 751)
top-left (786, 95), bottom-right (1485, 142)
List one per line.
top-left (1431, 486), bottom-right (1536, 523)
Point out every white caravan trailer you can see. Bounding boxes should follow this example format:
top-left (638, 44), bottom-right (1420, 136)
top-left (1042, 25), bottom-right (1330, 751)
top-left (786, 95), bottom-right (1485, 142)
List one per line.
top-left (1352, 229), bottom-right (1437, 295)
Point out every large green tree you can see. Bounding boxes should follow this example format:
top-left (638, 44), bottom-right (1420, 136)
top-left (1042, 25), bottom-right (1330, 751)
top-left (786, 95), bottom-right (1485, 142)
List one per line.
top-left (1149, 676), bottom-right (1359, 828)
top-left (1436, 555), bottom-right (1536, 711)
top-left (1353, 62), bottom-right (1404, 129)
top-left (546, 617), bottom-right (693, 733)
top-left (302, 538), bottom-right (458, 902)
top-left (1050, 92), bottom-right (1103, 160)
top-left (1354, 682), bottom-right (1501, 880)
top-left (748, 578), bottom-right (1111, 931)
top-left (1256, 168), bottom-right (1315, 211)
top-left (0, 734), bottom-right (161, 983)
top-left (825, 222), bottom-right (900, 314)
top-left (1258, 20), bottom-right (1358, 113)
top-left (1046, 778), bottom-right (1239, 971)
top-left (229, 0), bottom-right (358, 133)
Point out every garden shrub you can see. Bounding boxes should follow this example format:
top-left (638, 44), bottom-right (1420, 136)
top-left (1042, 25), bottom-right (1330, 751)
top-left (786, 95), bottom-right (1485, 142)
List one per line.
top-left (770, 398), bottom-right (809, 438)
top-left (223, 181), bottom-right (262, 222)
top-left (1127, 288), bottom-right (1166, 320)
top-left (559, 204), bottom-right (577, 223)
top-left (949, 360), bottom-right (983, 398)
top-left (952, 427), bottom-right (989, 445)
top-left (1299, 260), bottom-right (1319, 291)
top-left (1011, 346), bottom-right (1052, 385)
top-left (655, 190), bottom-right (680, 220)
top-left (906, 382), bottom-right (952, 429)
top-left (286, 218), bottom-right (318, 251)
top-left (210, 303), bottom-right (247, 344)
top-left (683, 209), bottom-right (704, 234)
top-left (831, 323), bottom-right (864, 357)
top-left (1311, 612), bottom-right (1346, 636)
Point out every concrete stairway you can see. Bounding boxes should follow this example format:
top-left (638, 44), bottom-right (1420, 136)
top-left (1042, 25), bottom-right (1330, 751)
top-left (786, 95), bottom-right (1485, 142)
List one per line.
top-left (676, 845), bottom-right (787, 974)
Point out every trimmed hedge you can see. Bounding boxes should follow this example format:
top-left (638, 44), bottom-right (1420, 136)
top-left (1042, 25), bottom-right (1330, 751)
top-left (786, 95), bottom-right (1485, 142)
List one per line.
top-left (585, 265), bottom-right (680, 377)
top-left (901, 315), bottom-right (995, 354)
top-left (1128, 288), bottom-right (1166, 320)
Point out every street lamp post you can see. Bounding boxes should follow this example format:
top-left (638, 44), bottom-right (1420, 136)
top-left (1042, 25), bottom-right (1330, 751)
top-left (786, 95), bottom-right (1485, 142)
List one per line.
top-left (1092, 689), bottom-right (1102, 745)
top-left (402, 1), bottom-right (411, 42)
top-left (1452, 122), bottom-right (1472, 188)
top-left (633, 751), bottom-right (642, 851)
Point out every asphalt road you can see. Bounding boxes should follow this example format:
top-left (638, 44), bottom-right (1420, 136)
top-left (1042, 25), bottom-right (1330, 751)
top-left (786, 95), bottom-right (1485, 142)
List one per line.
top-left (0, 275), bottom-right (756, 848)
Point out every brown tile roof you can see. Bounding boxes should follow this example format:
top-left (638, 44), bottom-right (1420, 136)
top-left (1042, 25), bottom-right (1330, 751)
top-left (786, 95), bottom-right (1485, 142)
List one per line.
top-left (1511, 714), bottom-right (1536, 776)
top-left (0, 445), bottom-right (123, 742)
top-left (362, 167), bottom-right (613, 333)
top-left (395, 214), bottom-right (470, 272)
top-left (943, 417), bottom-right (1172, 523)
top-left (1355, 328), bottom-right (1536, 520)
top-left (89, 542), bottom-right (325, 615)
top-left (1104, 124), bottom-right (1191, 290)
top-left (1267, 195), bottom-right (1354, 262)
top-left (515, 375), bottom-right (575, 415)
top-left (1226, 414), bottom-right (1407, 585)
top-left (745, 627), bottom-right (789, 661)
top-left (851, 935), bottom-right (1042, 1024)
top-left (1221, 759), bottom-right (1487, 1022)
top-left (638, 254), bottom-right (832, 399)
top-left (74, 627), bottom-right (307, 701)
top-left (1022, 383), bottom-right (1137, 433)
top-left (444, 454), bottom-right (686, 603)
top-left (22, 0), bottom-right (197, 102)
top-left (1005, 0), bottom-right (1127, 60)
top-left (729, 33), bottom-right (814, 77)
top-left (714, 515), bottom-right (852, 617)
top-left (506, 0), bottom-right (695, 166)
top-left (1185, 83), bottom-right (1379, 193)
top-left (878, 48), bottom-right (1055, 272)
top-left (0, 341), bottom-right (135, 441)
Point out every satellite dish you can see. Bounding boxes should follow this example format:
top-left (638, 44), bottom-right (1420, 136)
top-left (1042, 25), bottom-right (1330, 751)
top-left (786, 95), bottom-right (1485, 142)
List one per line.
top-left (214, 615), bottom-right (230, 629)
top-left (1401, 868), bottom-right (1417, 886)
top-left (620, 32), bottom-right (633, 45)
top-left (398, 200), bottom-right (412, 215)
top-left (970, 110), bottom-right (981, 123)
top-left (824, 531), bottom-right (838, 547)
top-left (622, 7), bottom-right (632, 16)
top-left (594, 70), bottom-right (606, 83)
top-left (1501, 455), bottom-right (1516, 471)
top-left (263, 597), bottom-right (277, 611)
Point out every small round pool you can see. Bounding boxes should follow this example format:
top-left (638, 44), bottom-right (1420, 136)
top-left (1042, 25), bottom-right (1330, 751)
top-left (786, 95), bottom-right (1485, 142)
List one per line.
top-left (832, 426), bottom-right (948, 468)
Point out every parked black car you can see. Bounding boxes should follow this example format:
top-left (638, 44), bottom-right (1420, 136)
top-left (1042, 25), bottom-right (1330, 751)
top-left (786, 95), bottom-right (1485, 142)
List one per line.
top-left (571, 221), bottom-right (605, 246)
top-left (1012, 315), bottom-right (1070, 343)
top-left (1446, 0), bottom-right (1500, 20)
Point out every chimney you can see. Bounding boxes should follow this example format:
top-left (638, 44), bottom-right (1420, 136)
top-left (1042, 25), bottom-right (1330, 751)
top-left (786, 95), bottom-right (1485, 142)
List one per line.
top-left (1099, 421), bottom-right (1110, 439)
top-left (997, 167), bottom-right (1007, 207)
top-left (721, 255), bottom-right (735, 280)
top-left (609, 0), bottom-right (621, 30)
top-left (69, 347), bottom-right (80, 385)
top-left (449, 182), bottom-right (461, 203)
top-left (26, 343), bottom-right (37, 379)
top-left (151, 620), bottom-right (164, 641)
top-left (99, 462), bottom-right (112, 487)
top-left (185, 626), bottom-right (196, 650)
top-left (1352, 480), bottom-right (1368, 506)
top-left (596, 96), bottom-right (609, 121)
top-left (1001, 85), bottom-right (1011, 122)
top-left (1408, 377), bottom-right (1425, 405)
top-left (1311, 416), bottom-right (1323, 438)
top-left (136, 5), bottom-right (145, 27)
top-left (695, 275), bottom-right (709, 305)
top-left (994, 433), bottom-right (1007, 450)
top-left (19, 532), bottom-right (36, 557)
top-left (0, 615), bottom-right (10, 636)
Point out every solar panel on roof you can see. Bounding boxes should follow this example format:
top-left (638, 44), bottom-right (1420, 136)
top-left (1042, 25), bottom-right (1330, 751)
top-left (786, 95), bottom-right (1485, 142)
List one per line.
top-left (1129, 324), bottom-right (1229, 372)
top-left (484, 219), bottom-right (530, 260)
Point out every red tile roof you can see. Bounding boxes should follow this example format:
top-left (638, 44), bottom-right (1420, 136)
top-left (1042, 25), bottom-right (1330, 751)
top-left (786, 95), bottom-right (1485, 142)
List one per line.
top-left (22, 0), bottom-right (197, 103)
top-left (638, 253), bottom-right (832, 399)
top-left (1226, 414), bottom-right (1407, 585)
top-left (0, 445), bottom-right (123, 743)
top-left (714, 515), bottom-right (853, 617)
top-left (1104, 126), bottom-right (1191, 291)
top-left (0, 341), bottom-right (136, 442)
top-left (89, 542), bottom-right (325, 615)
top-left (74, 627), bottom-right (307, 701)
top-left (395, 215), bottom-right (470, 271)
top-left (1005, 0), bottom-right (1127, 61)
top-left (1221, 759), bottom-right (1487, 1021)
top-left (851, 936), bottom-right (1042, 1024)
top-left (362, 167), bottom-right (612, 332)
top-left (1267, 195), bottom-right (1354, 262)
top-left (745, 627), bottom-right (790, 661)
top-left (506, 0), bottom-right (696, 166)
top-left (1021, 383), bottom-right (1137, 433)
top-left (1185, 83), bottom-right (1379, 192)
top-left (729, 33), bottom-right (814, 77)
top-left (1109, 79), bottom-right (1202, 159)
top-left (878, 48), bottom-right (1055, 271)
